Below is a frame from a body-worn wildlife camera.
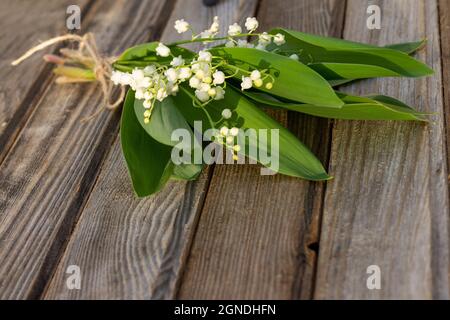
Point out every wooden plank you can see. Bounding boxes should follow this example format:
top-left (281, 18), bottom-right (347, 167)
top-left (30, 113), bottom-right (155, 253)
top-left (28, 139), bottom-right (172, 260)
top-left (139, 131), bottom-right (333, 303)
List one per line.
top-left (177, 0), bottom-right (346, 299)
top-left (440, 0), bottom-right (450, 184)
top-left (314, 0), bottom-right (449, 299)
top-left (43, 0), bottom-right (259, 299)
top-left (0, 0), bottom-right (91, 163)
top-left (0, 0), bottom-right (175, 299)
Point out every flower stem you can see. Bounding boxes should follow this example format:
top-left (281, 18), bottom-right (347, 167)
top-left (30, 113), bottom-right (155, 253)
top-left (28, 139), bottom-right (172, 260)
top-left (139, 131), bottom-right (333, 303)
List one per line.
top-left (168, 33), bottom-right (258, 46)
top-left (180, 86), bottom-right (216, 129)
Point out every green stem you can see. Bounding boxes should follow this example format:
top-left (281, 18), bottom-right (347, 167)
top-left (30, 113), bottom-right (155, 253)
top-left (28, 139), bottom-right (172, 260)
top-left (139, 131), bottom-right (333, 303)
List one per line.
top-left (180, 86), bottom-right (216, 129)
top-left (221, 63), bottom-right (252, 77)
top-left (168, 33), bottom-right (258, 46)
top-left (53, 66), bottom-right (96, 80)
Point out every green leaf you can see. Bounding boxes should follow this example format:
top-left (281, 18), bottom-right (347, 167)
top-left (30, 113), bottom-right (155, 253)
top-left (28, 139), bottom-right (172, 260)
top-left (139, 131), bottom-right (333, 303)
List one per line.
top-left (120, 90), bottom-right (174, 197)
top-left (173, 86), bottom-right (330, 180)
top-left (384, 39), bottom-right (427, 54)
top-left (115, 42), bottom-right (194, 71)
top-left (134, 96), bottom-right (194, 149)
top-left (308, 63), bottom-right (400, 80)
top-left (324, 40), bottom-right (428, 86)
top-left (209, 47), bottom-right (343, 108)
top-left (118, 42), bottom-right (159, 61)
top-left (271, 28), bottom-right (433, 78)
top-left (172, 163), bottom-right (203, 181)
top-left (241, 89), bottom-right (428, 121)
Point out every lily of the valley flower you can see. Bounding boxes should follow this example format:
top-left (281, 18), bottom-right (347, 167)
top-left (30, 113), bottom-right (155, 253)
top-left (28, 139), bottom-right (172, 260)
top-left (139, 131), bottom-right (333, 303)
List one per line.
top-left (189, 76), bottom-right (201, 89)
top-left (258, 32), bottom-right (271, 45)
top-left (156, 42), bottom-right (171, 57)
top-left (216, 126), bottom-right (241, 160)
top-left (195, 89), bottom-right (210, 102)
top-left (213, 71), bottom-right (225, 85)
top-left (225, 41), bottom-right (235, 48)
top-left (250, 70), bottom-right (261, 81)
top-left (237, 39), bottom-right (254, 48)
top-left (209, 16), bottom-right (220, 33)
top-left (273, 33), bottom-right (286, 45)
top-left (241, 76), bottom-right (253, 90)
top-left (178, 67), bottom-right (192, 80)
top-left (174, 19), bottom-right (190, 33)
top-left (171, 55), bottom-right (185, 67)
top-left (245, 17), bottom-right (259, 32)
top-left (228, 23), bottom-right (242, 36)
top-left (165, 68), bottom-right (178, 82)
top-left (198, 50), bottom-right (212, 62)
top-left (250, 70), bottom-right (263, 87)
top-left (221, 108), bottom-right (232, 119)
top-left (229, 127), bottom-right (239, 136)
top-left (214, 86), bottom-right (225, 100)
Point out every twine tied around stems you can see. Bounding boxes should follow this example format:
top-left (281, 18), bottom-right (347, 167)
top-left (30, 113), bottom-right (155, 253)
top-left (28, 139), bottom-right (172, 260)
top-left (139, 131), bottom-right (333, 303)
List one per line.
top-left (11, 33), bottom-right (126, 120)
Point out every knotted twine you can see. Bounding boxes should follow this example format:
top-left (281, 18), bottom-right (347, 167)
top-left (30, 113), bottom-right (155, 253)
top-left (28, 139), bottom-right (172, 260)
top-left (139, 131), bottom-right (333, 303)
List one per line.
top-left (11, 33), bottom-right (126, 120)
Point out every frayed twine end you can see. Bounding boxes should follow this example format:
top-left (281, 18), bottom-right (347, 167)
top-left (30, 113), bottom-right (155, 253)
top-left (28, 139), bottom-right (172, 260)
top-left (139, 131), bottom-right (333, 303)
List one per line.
top-left (12, 33), bottom-right (126, 121)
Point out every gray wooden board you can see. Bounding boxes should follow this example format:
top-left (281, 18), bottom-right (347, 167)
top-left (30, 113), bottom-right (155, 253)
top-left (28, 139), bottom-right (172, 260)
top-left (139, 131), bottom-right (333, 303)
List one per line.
top-left (0, 0), bottom-right (175, 299)
top-left (314, 0), bottom-right (449, 299)
top-left (177, 0), bottom-right (347, 299)
top-left (0, 0), bottom-right (90, 163)
top-left (43, 0), bottom-right (259, 299)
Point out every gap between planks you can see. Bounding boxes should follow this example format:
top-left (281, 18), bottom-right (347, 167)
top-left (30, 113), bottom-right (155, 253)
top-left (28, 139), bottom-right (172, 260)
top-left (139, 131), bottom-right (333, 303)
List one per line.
top-left (38, 0), bottom-right (180, 299)
top-left (0, 0), bottom-right (96, 165)
top-left (439, 0), bottom-right (450, 199)
top-left (176, 0), bottom-right (347, 300)
top-left (42, 0), bottom-right (258, 300)
top-left (0, 0), bottom-right (177, 299)
top-left (314, 0), bottom-right (449, 299)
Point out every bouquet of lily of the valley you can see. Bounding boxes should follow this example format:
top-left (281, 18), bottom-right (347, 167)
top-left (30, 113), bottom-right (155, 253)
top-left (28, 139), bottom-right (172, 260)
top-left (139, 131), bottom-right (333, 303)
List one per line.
top-left (13, 16), bottom-right (433, 197)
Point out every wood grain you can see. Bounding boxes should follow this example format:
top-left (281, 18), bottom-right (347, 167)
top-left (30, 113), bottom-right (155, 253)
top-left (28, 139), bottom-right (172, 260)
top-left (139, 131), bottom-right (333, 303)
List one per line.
top-left (314, 0), bottom-right (449, 299)
top-left (0, 0), bottom-right (91, 163)
top-left (440, 0), bottom-right (450, 192)
top-left (43, 0), bottom-right (259, 299)
top-left (0, 0), bottom-right (174, 299)
top-left (177, 0), bottom-right (346, 299)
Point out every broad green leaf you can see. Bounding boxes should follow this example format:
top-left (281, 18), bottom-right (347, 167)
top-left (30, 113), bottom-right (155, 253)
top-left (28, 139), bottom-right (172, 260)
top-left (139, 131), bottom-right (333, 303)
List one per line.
top-left (118, 42), bottom-right (159, 61)
top-left (172, 163), bottom-right (203, 181)
top-left (325, 40), bottom-right (428, 86)
top-left (173, 86), bottom-right (330, 180)
top-left (115, 42), bottom-right (194, 71)
top-left (209, 47), bottom-right (343, 108)
top-left (271, 28), bottom-right (433, 78)
top-left (117, 42), bottom-right (193, 61)
top-left (272, 28), bottom-right (426, 53)
top-left (384, 39), bottom-right (426, 54)
top-left (120, 90), bottom-right (174, 197)
top-left (242, 89), bottom-right (428, 121)
top-left (309, 63), bottom-right (400, 80)
top-left (134, 96), bottom-right (194, 149)
top-left (328, 79), bottom-right (355, 87)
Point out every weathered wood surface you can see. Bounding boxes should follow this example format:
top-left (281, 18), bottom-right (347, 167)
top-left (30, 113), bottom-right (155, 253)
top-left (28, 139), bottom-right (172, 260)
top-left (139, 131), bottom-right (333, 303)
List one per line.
top-left (0, 0), bottom-right (449, 300)
top-left (314, 0), bottom-right (449, 299)
top-left (0, 0), bottom-right (174, 299)
top-left (440, 0), bottom-right (450, 185)
top-left (0, 0), bottom-right (90, 163)
top-left (44, 0), bottom-right (258, 299)
top-left (177, 0), bottom-right (346, 300)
